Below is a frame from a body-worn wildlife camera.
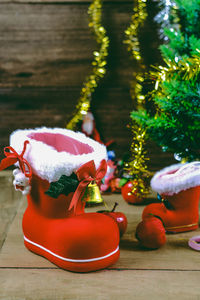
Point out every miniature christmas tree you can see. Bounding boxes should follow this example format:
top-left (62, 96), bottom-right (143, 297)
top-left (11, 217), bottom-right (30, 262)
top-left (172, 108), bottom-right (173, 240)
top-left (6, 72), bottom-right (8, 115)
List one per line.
top-left (131, 0), bottom-right (200, 161)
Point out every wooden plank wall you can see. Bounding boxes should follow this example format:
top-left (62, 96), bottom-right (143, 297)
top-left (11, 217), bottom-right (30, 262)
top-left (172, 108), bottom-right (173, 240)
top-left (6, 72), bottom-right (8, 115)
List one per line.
top-left (0, 0), bottom-right (176, 171)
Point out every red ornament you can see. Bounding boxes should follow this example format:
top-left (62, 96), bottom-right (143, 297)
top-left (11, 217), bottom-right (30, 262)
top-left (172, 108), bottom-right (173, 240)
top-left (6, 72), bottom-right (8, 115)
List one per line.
top-left (98, 203), bottom-right (127, 237)
top-left (136, 216), bottom-right (166, 249)
top-left (121, 181), bottom-right (142, 204)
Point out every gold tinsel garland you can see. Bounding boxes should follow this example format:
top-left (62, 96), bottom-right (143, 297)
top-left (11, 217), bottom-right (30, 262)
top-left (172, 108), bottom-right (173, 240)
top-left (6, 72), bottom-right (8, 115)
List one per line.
top-left (124, 0), bottom-right (150, 198)
top-left (126, 125), bottom-right (149, 196)
top-left (124, 0), bottom-right (147, 62)
top-left (152, 53), bottom-right (200, 91)
top-left (67, 0), bottom-right (109, 130)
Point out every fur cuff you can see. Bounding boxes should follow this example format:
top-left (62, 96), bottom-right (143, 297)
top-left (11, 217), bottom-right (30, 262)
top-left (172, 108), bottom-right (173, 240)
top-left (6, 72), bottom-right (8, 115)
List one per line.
top-left (10, 127), bottom-right (107, 183)
top-left (151, 162), bottom-right (200, 195)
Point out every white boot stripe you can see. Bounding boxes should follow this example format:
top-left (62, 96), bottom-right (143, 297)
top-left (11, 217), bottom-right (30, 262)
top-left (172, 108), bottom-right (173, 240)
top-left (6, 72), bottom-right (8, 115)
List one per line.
top-left (24, 235), bottom-right (119, 263)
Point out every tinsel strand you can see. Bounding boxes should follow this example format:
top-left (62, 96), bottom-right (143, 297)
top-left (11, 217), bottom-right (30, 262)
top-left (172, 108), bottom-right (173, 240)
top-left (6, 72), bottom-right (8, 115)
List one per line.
top-left (124, 0), bottom-right (147, 62)
top-left (66, 0), bottom-right (109, 130)
top-left (151, 53), bottom-right (200, 91)
top-left (125, 125), bottom-right (149, 197)
top-left (124, 0), bottom-right (147, 108)
top-left (124, 0), bottom-right (150, 198)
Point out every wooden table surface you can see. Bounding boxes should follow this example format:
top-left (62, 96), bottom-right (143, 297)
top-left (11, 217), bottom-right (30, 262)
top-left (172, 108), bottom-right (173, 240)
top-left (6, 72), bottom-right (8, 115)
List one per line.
top-left (0, 171), bottom-right (200, 299)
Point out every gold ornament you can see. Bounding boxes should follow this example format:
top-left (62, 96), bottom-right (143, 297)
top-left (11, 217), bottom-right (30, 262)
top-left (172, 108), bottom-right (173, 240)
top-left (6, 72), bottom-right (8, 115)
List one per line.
top-left (124, 0), bottom-right (150, 198)
top-left (66, 0), bottom-right (109, 130)
top-left (82, 182), bottom-right (104, 205)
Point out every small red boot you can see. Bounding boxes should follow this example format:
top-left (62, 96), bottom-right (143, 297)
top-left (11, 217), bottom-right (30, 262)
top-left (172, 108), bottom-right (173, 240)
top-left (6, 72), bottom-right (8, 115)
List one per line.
top-left (143, 162), bottom-right (200, 233)
top-left (0, 127), bottom-right (120, 272)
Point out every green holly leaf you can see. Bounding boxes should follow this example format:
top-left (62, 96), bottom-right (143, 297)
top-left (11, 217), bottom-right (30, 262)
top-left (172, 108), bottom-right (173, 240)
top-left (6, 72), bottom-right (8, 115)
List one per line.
top-left (45, 173), bottom-right (79, 198)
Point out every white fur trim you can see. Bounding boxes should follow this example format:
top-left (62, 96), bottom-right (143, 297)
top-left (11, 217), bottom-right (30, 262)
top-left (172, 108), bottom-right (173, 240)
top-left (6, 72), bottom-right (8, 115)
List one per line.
top-left (10, 127), bottom-right (107, 182)
top-left (151, 162), bottom-right (200, 195)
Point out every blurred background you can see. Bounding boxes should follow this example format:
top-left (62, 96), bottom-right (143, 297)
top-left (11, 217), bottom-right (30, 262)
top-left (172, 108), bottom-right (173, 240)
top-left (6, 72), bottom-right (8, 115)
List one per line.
top-left (0, 0), bottom-right (177, 171)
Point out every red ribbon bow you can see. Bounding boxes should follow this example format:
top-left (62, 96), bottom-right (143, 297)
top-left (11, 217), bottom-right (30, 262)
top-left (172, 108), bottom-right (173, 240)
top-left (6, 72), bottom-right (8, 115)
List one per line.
top-left (0, 140), bottom-right (32, 180)
top-left (69, 159), bottom-right (107, 212)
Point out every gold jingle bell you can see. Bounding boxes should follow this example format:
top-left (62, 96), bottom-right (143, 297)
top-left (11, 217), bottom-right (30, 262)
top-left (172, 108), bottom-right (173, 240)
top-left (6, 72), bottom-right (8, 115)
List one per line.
top-left (82, 182), bottom-right (104, 206)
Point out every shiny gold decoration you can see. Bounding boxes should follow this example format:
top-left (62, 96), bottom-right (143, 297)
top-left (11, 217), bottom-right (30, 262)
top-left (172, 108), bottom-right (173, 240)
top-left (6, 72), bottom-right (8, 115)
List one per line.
top-left (124, 0), bottom-right (147, 62)
top-left (124, 0), bottom-right (150, 198)
top-left (67, 0), bottom-right (109, 130)
top-left (125, 124), bottom-right (149, 197)
top-left (151, 53), bottom-right (200, 92)
top-left (82, 182), bottom-right (104, 205)
top-left (124, 0), bottom-right (147, 108)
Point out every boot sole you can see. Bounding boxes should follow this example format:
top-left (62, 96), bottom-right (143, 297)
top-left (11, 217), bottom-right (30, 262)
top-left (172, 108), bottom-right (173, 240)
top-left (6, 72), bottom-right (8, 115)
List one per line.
top-left (24, 235), bottom-right (120, 272)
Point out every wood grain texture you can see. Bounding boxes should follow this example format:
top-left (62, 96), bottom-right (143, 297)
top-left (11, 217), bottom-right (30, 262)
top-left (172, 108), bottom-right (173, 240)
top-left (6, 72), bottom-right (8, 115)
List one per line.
top-left (0, 2), bottom-right (138, 87)
top-left (0, 0), bottom-right (161, 91)
top-left (0, 171), bottom-right (21, 250)
top-left (1, 269), bottom-right (200, 300)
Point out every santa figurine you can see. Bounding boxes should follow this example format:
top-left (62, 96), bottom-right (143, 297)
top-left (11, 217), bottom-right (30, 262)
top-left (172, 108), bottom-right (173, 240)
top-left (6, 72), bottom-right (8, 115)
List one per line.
top-left (81, 111), bottom-right (103, 144)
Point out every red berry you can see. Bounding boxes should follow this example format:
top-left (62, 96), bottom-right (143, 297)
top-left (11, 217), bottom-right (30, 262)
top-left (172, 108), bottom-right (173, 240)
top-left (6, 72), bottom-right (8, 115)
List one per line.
top-left (97, 203), bottom-right (127, 237)
top-left (121, 181), bottom-right (142, 204)
top-left (136, 217), bottom-right (166, 249)
top-left (106, 212), bottom-right (127, 237)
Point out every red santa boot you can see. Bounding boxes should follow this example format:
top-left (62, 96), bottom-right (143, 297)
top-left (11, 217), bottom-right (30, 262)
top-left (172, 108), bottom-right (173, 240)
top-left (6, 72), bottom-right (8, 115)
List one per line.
top-left (143, 162), bottom-right (200, 233)
top-left (0, 127), bottom-right (120, 272)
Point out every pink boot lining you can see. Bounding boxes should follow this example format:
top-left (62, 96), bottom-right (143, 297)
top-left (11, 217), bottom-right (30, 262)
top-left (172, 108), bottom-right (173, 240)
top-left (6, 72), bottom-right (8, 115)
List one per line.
top-left (28, 132), bottom-right (93, 155)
